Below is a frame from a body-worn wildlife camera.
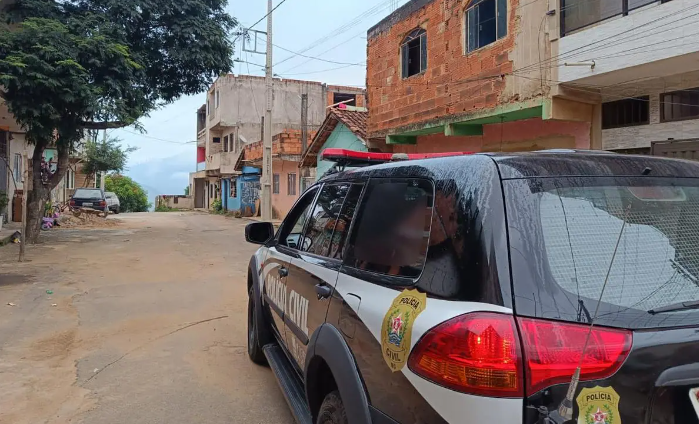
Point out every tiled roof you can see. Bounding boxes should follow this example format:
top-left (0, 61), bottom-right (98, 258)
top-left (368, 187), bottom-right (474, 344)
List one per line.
top-left (299, 108), bottom-right (370, 168)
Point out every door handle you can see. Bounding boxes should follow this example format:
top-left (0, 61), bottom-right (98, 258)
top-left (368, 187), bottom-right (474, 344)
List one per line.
top-left (315, 284), bottom-right (332, 300)
top-left (278, 267), bottom-right (288, 277)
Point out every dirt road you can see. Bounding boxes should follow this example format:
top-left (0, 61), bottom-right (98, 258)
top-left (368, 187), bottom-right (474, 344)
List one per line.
top-left (0, 212), bottom-right (293, 424)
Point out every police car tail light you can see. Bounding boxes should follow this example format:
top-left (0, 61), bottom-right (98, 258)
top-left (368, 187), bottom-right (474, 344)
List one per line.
top-left (517, 317), bottom-right (632, 395)
top-left (407, 312), bottom-right (523, 397)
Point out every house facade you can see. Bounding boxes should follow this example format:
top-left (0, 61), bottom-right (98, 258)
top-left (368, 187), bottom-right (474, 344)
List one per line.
top-left (367, 0), bottom-right (699, 155)
top-left (551, 0), bottom-right (699, 153)
top-left (233, 129), bottom-right (313, 218)
top-left (299, 106), bottom-right (384, 180)
top-left (190, 74), bottom-right (366, 211)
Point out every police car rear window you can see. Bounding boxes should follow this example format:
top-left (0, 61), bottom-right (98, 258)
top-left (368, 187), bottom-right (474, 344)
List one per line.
top-left (345, 178), bottom-right (434, 279)
top-left (505, 177), bottom-right (699, 329)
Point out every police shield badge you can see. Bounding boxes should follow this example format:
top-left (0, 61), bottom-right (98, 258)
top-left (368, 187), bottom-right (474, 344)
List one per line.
top-left (381, 289), bottom-right (427, 372)
top-left (576, 386), bottom-right (622, 424)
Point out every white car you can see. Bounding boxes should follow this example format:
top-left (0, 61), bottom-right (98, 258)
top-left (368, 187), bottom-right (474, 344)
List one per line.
top-left (105, 191), bottom-right (120, 214)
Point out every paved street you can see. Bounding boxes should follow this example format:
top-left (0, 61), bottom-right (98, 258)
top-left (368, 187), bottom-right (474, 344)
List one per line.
top-left (0, 213), bottom-right (293, 424)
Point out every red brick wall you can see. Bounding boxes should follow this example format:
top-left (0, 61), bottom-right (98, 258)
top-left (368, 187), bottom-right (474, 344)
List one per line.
top-left (242, 129), bottom-right (318, 162)
top-left (367, 0), bottom-right (518, 138)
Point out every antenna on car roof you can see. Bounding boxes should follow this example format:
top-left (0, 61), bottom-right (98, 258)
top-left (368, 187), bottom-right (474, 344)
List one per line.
top-left (538, 204), bottom-right (633, 424)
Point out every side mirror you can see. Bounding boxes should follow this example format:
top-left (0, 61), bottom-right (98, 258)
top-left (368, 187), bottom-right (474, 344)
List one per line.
top-left (245, 222), bottom-right (275, 245)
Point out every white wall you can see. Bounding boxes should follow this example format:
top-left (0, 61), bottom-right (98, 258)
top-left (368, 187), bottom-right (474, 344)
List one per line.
top-left (4, 135), bottom-right (33, 222)
top-left (558, 0), bottom-right (699, 84)
top-left (602, 71), bottom-right (699, 150)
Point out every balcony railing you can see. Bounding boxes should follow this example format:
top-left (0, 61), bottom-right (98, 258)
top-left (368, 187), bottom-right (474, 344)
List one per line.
top-left (561, 0), bottom-right (660, 36)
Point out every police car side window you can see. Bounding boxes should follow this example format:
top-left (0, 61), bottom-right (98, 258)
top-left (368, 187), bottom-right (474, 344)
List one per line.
top-left (303, 183), bottom-right (351, 257)
top-left (330, 184), bottom-right (364, 260)
top-left (345, 178), bottom-right (434, 279)
top-left (280, 187), bottom-right (318, 250)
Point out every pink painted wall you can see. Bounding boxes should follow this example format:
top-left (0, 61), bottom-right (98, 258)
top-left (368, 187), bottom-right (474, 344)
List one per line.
top-left (272, 159), bottom-right (300, 219)
top-left (393, 118), bottom-right (591, 154)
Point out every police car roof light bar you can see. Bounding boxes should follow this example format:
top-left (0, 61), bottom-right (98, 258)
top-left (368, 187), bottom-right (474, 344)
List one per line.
top-left (320, 148), bottom-right (474, 168)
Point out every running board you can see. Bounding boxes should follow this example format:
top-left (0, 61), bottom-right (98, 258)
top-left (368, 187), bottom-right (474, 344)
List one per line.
top-left (263, 344), bottom-right (313, 424)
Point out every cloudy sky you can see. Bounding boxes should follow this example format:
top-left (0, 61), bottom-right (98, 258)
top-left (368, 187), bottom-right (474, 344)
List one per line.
top-left (115, 0), bottom-right (408, 204)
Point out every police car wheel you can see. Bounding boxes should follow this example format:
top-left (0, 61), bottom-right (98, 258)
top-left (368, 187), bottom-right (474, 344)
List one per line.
top-left (247, 287), bottom-right (267, 365)
top-left (316, 391), bottom-right (347, 424)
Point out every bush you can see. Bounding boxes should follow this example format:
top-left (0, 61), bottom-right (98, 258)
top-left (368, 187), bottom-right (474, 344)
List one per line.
top-left (155, 205), bottom-right (177, 212)
top-left (211, 199), bottom-right (223, 214)
top-left (105, 175), bottom-right (151, 212)
top-left (0, 191), bottom-right (8, 214)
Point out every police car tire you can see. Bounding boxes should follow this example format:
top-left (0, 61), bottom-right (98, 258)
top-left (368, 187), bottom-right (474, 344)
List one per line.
top-left (316, 391), bottom-right (347, 424)
top-left (247, 287), bottom-right (267, 365)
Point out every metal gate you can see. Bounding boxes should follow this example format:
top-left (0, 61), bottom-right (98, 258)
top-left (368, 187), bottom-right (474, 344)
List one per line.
top-left (651, 139), bottom-right (699, 161)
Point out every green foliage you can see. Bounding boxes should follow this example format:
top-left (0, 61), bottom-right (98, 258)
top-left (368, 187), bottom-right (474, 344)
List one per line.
top-left (82, 136), bottom-right (136, 177)
top-left (155, 204), bottom-right (177, 212)
top-left (184, 186), bottom-right (190, 196)
top-left (0, 0), bottom-right (237, 148)
top-left (0, 191), bottom-right (8, 213)
top-left (105, 174), bottom-right (150, 212)
top-left (211, 199), bottom-right (223, 214)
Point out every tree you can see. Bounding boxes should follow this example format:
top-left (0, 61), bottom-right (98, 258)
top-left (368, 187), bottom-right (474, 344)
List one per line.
top-left (105, 174), bottom-right (149, 212)
top-left (184, 186), bottom-right (190, 196)
top-left (0, 0), bottom-right (236, 242)
top-left (81, 135), bottom-right (136, 186)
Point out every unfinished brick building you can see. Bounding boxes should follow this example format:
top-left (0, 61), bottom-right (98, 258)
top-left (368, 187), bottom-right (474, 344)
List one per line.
top-left (366, 0), bottom-right (595, 154)
top-left (234, 129), bottom-right (317, 217)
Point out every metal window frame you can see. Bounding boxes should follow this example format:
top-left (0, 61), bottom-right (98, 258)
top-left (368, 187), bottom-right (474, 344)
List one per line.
top-left (273, 173), bottom-right (280, 194)
top-left (560, 0), bottom-right (663, 37)
top-left (400, 28), bottom-right (427, 79)
top-left (601, 96), bottom-right (650, 129)
top-left (660, 88), bottom-right (699, 123)
top-left (288, 173), bottom-right (297, 196)
top-left (465, 0), bottom-right (506, 54)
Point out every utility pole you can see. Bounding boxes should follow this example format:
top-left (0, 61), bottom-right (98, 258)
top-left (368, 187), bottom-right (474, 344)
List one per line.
top-left (19, 153), bottom-right (28, 262)
top-left (261, 0), bottom-right (274, 221)
top-left (300, 93), bottom-right (308, 194)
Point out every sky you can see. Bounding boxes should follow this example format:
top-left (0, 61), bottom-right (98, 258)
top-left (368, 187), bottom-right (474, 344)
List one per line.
top-left (115, 0), bottom-right (409, 204)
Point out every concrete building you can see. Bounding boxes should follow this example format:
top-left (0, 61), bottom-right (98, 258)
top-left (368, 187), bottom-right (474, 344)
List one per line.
top-left (300, 106), bottom-right (384, 180)
top-left (190, 74), bottom-right (366, 212)
top-left (233, 129), bottom-right (312, 218)
top-left (550, 0), bottom-right (699, 153)
top-left (155, 195), bottom-right (194, 210)
top-left (1, 100), bottom-right (31, 223)
top-left (366, 0), bottom-right (592, 154)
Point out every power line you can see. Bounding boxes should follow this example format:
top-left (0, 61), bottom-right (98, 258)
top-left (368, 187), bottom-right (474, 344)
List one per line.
top-left (234, 0), bottom-right (288, 43)
top-left (279, 31), bottom-right (366, 74)
top-left (119, 129), bottom-right (195, 145)
top-left (517, 2), bottom-right (699, 74)
top-left (273, 0), bottom-right (398, 68)
top-left (273, 43), bottom-right (365, 66)
top-left (279, 63), bottom-right (359, 76)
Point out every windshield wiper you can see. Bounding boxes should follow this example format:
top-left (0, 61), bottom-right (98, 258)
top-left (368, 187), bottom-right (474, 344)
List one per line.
top-left (648, 299), bottom-right (699, 314)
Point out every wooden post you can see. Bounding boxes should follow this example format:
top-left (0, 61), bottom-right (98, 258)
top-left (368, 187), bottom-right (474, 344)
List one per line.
top-left (19, 153), bottom-right (28, 262)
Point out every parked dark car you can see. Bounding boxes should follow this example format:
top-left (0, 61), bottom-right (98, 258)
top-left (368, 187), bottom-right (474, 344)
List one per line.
top-left (70, 188), bottom-right (108, 213)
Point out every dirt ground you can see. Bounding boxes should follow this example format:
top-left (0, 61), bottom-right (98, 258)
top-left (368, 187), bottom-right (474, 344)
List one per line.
top-left (0, 212), bottom-right (293, 424)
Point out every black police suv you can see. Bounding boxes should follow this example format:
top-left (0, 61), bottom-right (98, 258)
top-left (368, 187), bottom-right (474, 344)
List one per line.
top-left (245, 149), bottom-right (699, 424)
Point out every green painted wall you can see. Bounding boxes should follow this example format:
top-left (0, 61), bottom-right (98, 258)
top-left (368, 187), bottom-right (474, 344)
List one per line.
top-left (316, 122), bottom-right (367, 180)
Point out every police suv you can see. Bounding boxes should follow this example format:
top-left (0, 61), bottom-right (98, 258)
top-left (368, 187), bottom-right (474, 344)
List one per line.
top-left (245, 149), bottom-right (699, 424)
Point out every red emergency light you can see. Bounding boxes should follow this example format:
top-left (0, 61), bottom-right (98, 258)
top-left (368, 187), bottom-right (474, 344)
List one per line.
top-left (320, 148), bottom-right (473, 166)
